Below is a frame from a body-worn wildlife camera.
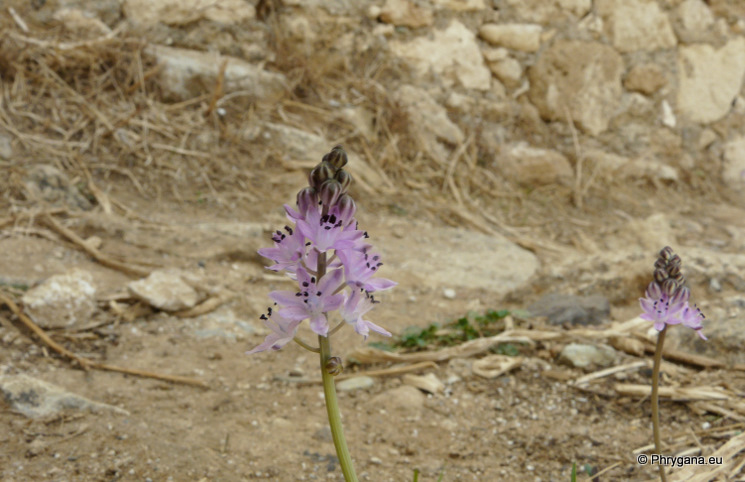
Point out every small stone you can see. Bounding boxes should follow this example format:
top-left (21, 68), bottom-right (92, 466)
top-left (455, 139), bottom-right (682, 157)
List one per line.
top-left (528, 293), bottom-right (610, 326)
top-left (128, 269), bottom-right (202, 312)
top-left (479, 23), bottom-right (542, 52)
top-left (499, 143), bottom-right (574, 186)
top-left (624, 63), bottom-right (667, 95)
top-left (723, 136), bottom-right (745, 189)
top-left (22, 268), bottom-right (97, 329)
top-left (312, 426), bottom-right (333, 442)
top-left (596, 0), bottom-right (677, 53)
top-left (370, 456), bottom-right (383, 465)
top-left (336, 376), bottom-right (375, 392)
top-left (698, 129), bottom-right (718, 150)
top-left (431, 0), bottom-right (486, 11)
top-left (369, 386), bottom-right (425, 414)
top-left (442, 288), bottom-right (456, 299)
top-left (123, 0), bottom-right (255, 25)
top-left (674, 0), bottom-right (716, 44)
top-left (661, 100), bottom-right (676, 128)
top-left (403, 373), bottom-right (445, 394)
top-left (488, 57), bottom-right (522, 88)
top-left (559, 343), bottom-right (616, 368)
top-left (379, 0), bottom-right (433, 28)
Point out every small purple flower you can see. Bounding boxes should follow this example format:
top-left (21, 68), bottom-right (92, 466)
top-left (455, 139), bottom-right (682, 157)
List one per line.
top-left (640, 282), bottom-right (688, 331)
top-left (258, 225), bottom-right (306, 272)
top-left (337, 248), bottom-right (396, 292)
top-left (339, 288), bottom-right (391, 340)
top-left (246, 307), bottom-right (301, 354)
top-left (296, 205), bottom-right (363, 253)
top-left (680, 304), bottom-right (707, 340)
top-left (269, 267), bottom-right (345, 336)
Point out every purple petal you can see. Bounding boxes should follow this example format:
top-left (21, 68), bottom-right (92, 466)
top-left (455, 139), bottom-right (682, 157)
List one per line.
top-left (363, 278), bottom-right (397, 292)
top-left (278, 306), bottom-right (309, 321)
top-left (309, 314), bottom-right (328, 336)
top-left (270, 291), bottom-right (305, 308)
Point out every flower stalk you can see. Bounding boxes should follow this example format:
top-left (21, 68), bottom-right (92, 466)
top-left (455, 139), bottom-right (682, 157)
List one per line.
top-left (651, 327), bottom-right (667, 482)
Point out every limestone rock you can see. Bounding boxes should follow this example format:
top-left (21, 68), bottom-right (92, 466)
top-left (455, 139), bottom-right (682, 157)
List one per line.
top-left (528, 293), bottom-right (610, 326)
top-left (673, 0), bottom-right (716, 44)
top-left (53, 8), bottom-right (112, 36)
top-left (123, 0), bottom-right (255, 26)
top-left (499, 143), bottom-right (573, 186)
top-left (723, 136), bottom-right (745, 189)
top-left (431, 0), bottom-right (487, 11)
top-left (501, 0), bottom-right (591, 23)
top-left (528, 40), bottom-right (623, 136)
top-left (146, 45), bottom-right (287, 103)
top-left (128, 270), bottom-right (202, 312)
top-left (337, 376), bottom-right (375, 392)
top-left (22, 269), bottom-right (97, 329)
top-left (559, 343), bottom-right (616, 368)
top-left (403, 373), bottom-right (444, 394)
top-left (0, 375), bottom-right (129, 418)
top-left (676, 38), bottom-right (745, 124)
top-left (624, 63), bottom-right (667, 95)
top-left (379, 0), bottom-right (433, 28)
top-left (487, 57), bottom-right (523, 88)
top-left (394, 85), bottom-right (464, 145)
top-left (596, 0), bottom-right (676, 53)
top-left (479, 24), bottom-right (542, 52)
top-left (390, 21), bottom-right (491, 90)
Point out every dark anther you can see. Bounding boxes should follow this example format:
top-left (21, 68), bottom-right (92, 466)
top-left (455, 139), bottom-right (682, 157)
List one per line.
top-left (302, 282), bottom-right (309, 287)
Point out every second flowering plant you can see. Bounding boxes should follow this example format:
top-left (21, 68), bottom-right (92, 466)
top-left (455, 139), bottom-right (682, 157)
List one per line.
top-left (248, 145), bottom-right (395, 482)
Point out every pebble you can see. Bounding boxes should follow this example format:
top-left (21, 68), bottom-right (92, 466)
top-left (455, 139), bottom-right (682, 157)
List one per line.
top-left (443, 288), bottom-right (456, 299)
top-left (336, 376), bottom-right (375, 392)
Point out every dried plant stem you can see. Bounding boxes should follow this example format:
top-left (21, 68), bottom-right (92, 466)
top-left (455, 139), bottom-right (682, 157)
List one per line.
top-left (316, 252), bottom-right (358, 482)
top-left (652, 328), bottom-right (668, 482)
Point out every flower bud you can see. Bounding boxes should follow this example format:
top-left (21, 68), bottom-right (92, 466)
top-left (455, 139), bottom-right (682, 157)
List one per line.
top-left (653, 268), bottom-right (667, 285)
top-left (336, 194), bottom-right (356, 223)
top-left (323, 145), bottom-right (348, 170)
top-left (308, 161), bottom-right (335, 190)
top-left (661, 278), bottom-right (678, 297)
top-left (319, 179), bottom-right (342, 207)
top-left (659, 246), bottom-right (674, 261)
top-left (325, 356), bottom-right (343, 376)
top-left (297, 187), bottom-right (318, 213)
top-left (335, 169), bottom-right (352, 193)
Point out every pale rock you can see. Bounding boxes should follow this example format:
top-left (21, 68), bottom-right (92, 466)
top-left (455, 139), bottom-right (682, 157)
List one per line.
top-left (661, 100), bottom-right (676, 128)
top-left (372, 23), bottom-right (396, 37)
top-left (367, 5), bottom-right (382, 19)
top-left (260, 123), bottom-right (391, 193)
top-left (621, 156), bottom-right (679, 183)
top-left (488, 57), bottom-right (523, 88)
top-left (479, 23), bottom-right (542, 52)
top-left (583, 148), bottom-right (628, 180)
top-left (623, 63), bottom-right (667, 95)
top-left (578, 13), bottom-right (604, 35)
top-left (481, 47), bottom-right (509, 63)
top-left (559, 343), bottom-right (616, 368)
top-left (385, 221), bottom-right (539, 293)
top-left (431, 0), bottom-right (487, 11)
top-left (146, 45), bottom-right (287, 103)
top-left (0, 374), bottom-right (129, 418)
top-left (698, 129), bottom-right (718, 150)
top-left (624, 213), bottom-right (676, 252)
top-left (596, 0), bottom-right (677, 53)
top-left (390, 21), bottom-right (491, 90)
top-left (337, 376), bottom-right (375, 392)
top-left (528, 40), bottom-right (623, 136)
top-left (339, 106), bottom-right (375, 140)
top-left (128, 269), bottom-right (202, 312)
top-left (674, 0), bottom-right (716, 43)
top-left (502, 0), bottom-right (592, 23)
top-left (445, 92), bottom-right (476, 112)
top-left (0, 130), bottom-right (13, 160)
top-left (24, 164), bottom-right (92, 210)
top-left (53, 8), bottom-right (112, 36)
top-left (676, 38), bottom-right (745, 124)
top-left (499, 143), bottom-right (573, 186)
top-left (442, 288), bottom-right (456, 299)
top-left (527, 293), bottom-right (610, 326)
top-left (379, 0), bottom-right (433, 28)
top-left (281, 0), bottom-right (353, 15)
top-left (123, 0), bottom-right (255, 26)
top-left (394, 85), bottom-right (464, 145)
top-left (403, 373), bottom-right (445, 394)
top-left (369, 386), bottom-right (425, 415)
top-left (22, 269), bottom-right (97, 329)
top-left (723, 136), bottom-right (745, 189)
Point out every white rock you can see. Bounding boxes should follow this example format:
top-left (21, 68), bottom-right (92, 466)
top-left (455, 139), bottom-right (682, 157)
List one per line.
top-left (128, 270), bottom-right (201, 312)
top-left (336, 376), bottom-right (375, 392)
top-left (481, 47), bottom-right (509, 63)
top-left (661, 100), bottom-right (676, 128)
top-left (674, 0), bottom-right (715, 43)
top-left (502, 0), bottom-right (591, 23)
top-left (499, 143), bottom-right (573, 186)
top-left (431, 0), bottom-right (486, 11)
top-left (403, 373), bottom-right (445, 394)
top-left (22, 269), bottom-right (97, 329)
top-left (0, 130), bottom-right (13, 160)
top-left (394, 85), bottom-right (464, 145)
top-left (528, 40), bottom-right (623, 136)
top-left (442, 288), bottom-right (456, 299)
top-left (488, 57), bottom-right (523, 88)
top-left (596, 0), bottom-right (677, 53)
top-left (559, 343), bottom-right (616, 368)
top-left (676, 37), bottom-right (745, 124)
top-left (390, 21), bottom-right (491, 90)
top-left (621, 156), bottom-right (679, 183)
top-left (146, 45), bottom-right (287, 103)
top-left (723, 136), bottom-right (745, 189)
top-left (480, 23), bottom-right (542, 52)
top-left (379, 0), bottom-right (433, 28)
top-left (123, 0), bottom-right (255, 25)
top-left (53, 8), bottom-right (112, 36)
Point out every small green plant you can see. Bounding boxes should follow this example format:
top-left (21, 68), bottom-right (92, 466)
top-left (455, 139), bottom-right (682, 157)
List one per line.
top-left (570, 462), bottom-right (577, 482)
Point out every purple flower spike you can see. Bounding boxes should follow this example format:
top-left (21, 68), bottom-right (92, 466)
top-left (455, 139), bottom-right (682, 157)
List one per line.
top-left (270, 267), bottom-right (345, 336)
top-left (246, 307), bottom-right (301, 354)
top-left (258, 225), bottom-right (306, 272)
top-left (337, 248), bottom-right (397, 292)
top-left (640, 281), bottom-right (686, 331)
top-left (340, 288), bottom-right (391, 340)
top-left (296, 205), bottom-right (363, 253)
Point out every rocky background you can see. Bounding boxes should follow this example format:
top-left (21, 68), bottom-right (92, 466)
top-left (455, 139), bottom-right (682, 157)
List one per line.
top-left (2, 0), bottom-right (745, 480)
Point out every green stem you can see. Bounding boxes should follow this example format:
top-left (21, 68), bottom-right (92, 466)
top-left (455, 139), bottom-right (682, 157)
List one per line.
top-left (320, 335), bottom-right (358, 482)
top-left (293, 336), bottom-right (320, 353)
top-left (316, 245), bottom-right (358, 481)
top-left (651, 328), bottom-right (667, 482)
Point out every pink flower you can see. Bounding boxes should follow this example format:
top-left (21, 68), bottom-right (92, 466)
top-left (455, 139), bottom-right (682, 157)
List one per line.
top-left (337, 248), bottom-right (396, 292)
top-left (339, 288), bottom-right (391, 340)
top-left (296, 205), bottom-right (363, 253)
top-left (246, 307), bottom-right (301, 354)
top-left (640, 282), bottom-right (687, 332)
top-left (269, 267), bottom-right (345, 336)
top-left (258, 225), bottom-right (306, 272)
top-left (680, 304), bottom-right (707, 340)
